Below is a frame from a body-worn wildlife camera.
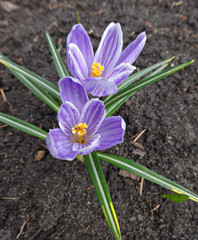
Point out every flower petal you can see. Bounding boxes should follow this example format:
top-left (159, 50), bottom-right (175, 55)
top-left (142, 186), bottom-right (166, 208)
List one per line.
top-left (58, 77), bottom-right (88, 113)
top-left (108, 63), bottom-right (136, 85)
top-left (67, 43), bottom-right (88, 80)
top-left (73, 133), bottom-right (101, 155)
top-left (116, 31), bottom-right (146, 66)
top-left (96, 116), bottom-right (126, 150)
top-left (57, 102), bottom-right (80, 135)
top-left (94, 22), bottom-right (123, 76)
top-left (67, 24), bottom-right (94, 75)
top-left (83, 77), bottom-right (118, 97)
top-left (46, 129), bottom-right (77, 160)
top-left (80, 99), bottom-right (106, 135)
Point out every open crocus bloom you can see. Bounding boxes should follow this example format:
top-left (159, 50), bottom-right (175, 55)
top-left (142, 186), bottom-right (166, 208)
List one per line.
top-left (67, 22), bottom-right (146, 97)
top-left (46, 77), bottom-right (126, 160)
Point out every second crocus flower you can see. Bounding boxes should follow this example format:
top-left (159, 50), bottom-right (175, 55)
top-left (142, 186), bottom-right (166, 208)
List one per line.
top-left (67, 22), bottom-right (146, 97)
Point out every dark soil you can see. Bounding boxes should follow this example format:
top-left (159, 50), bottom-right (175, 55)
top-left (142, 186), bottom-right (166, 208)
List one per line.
top-left (0, 0), bottom-right (198, 239)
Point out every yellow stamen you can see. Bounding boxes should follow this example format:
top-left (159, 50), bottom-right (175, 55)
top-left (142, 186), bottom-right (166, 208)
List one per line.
top-left (72, 123), bottom-right (88, 144)
top-left (91, 62), bottom-right (104, 77)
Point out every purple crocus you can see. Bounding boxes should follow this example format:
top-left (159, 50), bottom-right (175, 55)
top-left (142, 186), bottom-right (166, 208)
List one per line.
top-left (67, 22), bottom-right (146, 97)
top-left (46, 77), bottom-right (126, 160)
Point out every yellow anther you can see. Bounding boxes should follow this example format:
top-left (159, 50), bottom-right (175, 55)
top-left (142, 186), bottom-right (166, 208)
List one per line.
top-left (72, 123), bottom-right (88, 144)
top-left (72, 123), bottom-right (88, 135)
top-left (91, 62), bottom-right (104, 77)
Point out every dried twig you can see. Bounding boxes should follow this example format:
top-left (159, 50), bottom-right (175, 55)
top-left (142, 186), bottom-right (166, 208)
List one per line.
top-left (16, 214), bottom-right (29, 239)
top-left (172, 1), bottom-right (183, 7)
top-left (90, 9), bottom-right (107, 17)
top-left (133, 129), bottom-right (146, 197)
top-left (150, 204), bottom-right (160, 212)
top-left (0, 124), bottom-right (8, 128)
top-left (139, 177), bottom-right (144, 197)
top-left (131, 141), bottom-right (144, 150)
top-left (38, 142), bottom-right (48, 149)
top-left (0, 88), bottom-right (7, 102)
top-left (47, 21), bottom-right (57, 30)
top-left (134, 129), bottom-right (146, 142)
top-left (30, 229), bottom-right (42, 240)
top-left (175, 13), bottom-right (187, 21)
top-left (52, 3), bottom-right (71, 9)
top-left (0, 88), bottom-right (14, 115)
top-left (85, 224), bottom-right (91, 232)
top-left (132, 149), bottom-right (146, 157)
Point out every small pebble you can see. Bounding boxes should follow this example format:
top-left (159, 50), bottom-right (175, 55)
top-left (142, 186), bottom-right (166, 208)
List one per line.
top-left (137, 214), bottom-right (143, 221)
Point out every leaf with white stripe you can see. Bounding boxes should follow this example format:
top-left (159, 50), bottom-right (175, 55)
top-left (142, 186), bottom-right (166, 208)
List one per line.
top-left (84, 152), bottom-right (121, 240)
top-left (97, 152), bottom-right (198, 203)
top-left (9, 69), bottom-right (60, 112)
top-left (45, 31), bottom-right (69, 78)
top-left (0, 112), bottom-right (47, 140)
top-left (147, 63), bottom-right (168, 77)
top-left (0, 54), bottom-right (61, 100)
top-left (104, 60), bottom-right (194, 117)
top-left (104, 57), bottom-right (174, 104)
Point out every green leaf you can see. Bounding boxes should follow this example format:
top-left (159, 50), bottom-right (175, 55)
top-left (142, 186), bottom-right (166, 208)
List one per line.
top-left (0, 112), bottom-right (47, 140)
top-left (45, 31), bottom-right (69, 78)
top-left (84, 152), bottom-right (121, 240)
top-left (162, 193), bottom-right (189, 202)
top-left (9, 69), bottom-right (60, 112)
top-left (97, 152), bottom-right (198, 203)
top-left (104, 60), bottom-right (194, 117)
top-left (1, 197), bottom-right (16, 200)
top-left (76, 11), bottom-right (80, 24)
top-left (0, 54), bottom-right (61, 100)
top-left (104, 57), bottom-right (174, 104)
top-left (147, 63), bottom-right (168, 77)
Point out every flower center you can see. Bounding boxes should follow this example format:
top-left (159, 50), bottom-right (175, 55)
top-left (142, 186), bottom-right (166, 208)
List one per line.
top-left (72, 123), bottom-right (88, 144)
top-left (91, 62), bottom-right (104, 77)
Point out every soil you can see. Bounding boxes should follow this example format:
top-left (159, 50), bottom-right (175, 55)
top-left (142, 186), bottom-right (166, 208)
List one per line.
top-left (0, 0), bottom-right (198, 239)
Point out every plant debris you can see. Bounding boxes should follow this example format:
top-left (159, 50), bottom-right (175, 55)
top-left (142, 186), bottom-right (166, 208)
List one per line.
top-left (35, 150), bottom-right (45, 161)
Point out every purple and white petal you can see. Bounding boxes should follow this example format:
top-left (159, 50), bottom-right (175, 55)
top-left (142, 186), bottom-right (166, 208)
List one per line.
top-left (83, 77), bottom-right (118, 97)
top-left (73, 133), bottom-right (101, 155)
top-left (58, 77), bottom-right (88, 113)
top-left (94, 22), bottom-right (123, 76)
top-left (46, 129), bottom-right (77, 160)
top-left (80, 99), bottom-right (106, 135)
top-left (108, 63), bottom-right (136, 85)
top-left (116, 31), bottom-right (146, 66)
top-left (96, 116), bottom-right (126, 150)
top-left (57, 102), bottom-right (80, 135)
top-left (67, 43), bottom-right (88, 80)
top-left (67, 24), bottom-right (94, 75)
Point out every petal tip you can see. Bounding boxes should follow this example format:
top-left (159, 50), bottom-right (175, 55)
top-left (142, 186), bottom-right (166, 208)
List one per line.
top-left (70, 23), bottom-right (83, 32)
top-left (139, 31), bottom-right (147, 43)
top-left (121, 118), bottom-right (126, 131)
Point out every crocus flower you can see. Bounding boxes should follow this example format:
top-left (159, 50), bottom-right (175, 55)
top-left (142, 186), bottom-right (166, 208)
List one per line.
top-left (46, 77), bottom-right (126, 160)
top-left (67, 22), bottom-right (146, 97)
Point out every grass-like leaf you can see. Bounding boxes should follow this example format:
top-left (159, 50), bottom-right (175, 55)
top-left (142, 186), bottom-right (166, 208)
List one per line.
top-left (104, 60), bottom-right (194, 117)
top-left (97, 152), bottom-right (198, 203)
top-left (45, 31), bottom-right (69, 78)
top-left (104, 57), bottom-right (174, 103)
top-left (0, 112), bottom-right (47, 140)
top-left (84, 152), bottom-right (121, 240)
top-left (0, 54), bottom-right (61, 100)
top-left (9, 69), bottom-right (60, 112)
top-left (147, 63), bottom-right (168, 77)
top-left (162, 193), bottom-right (189, 202)
top-left (76, 11), bottom-right (80, 24)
